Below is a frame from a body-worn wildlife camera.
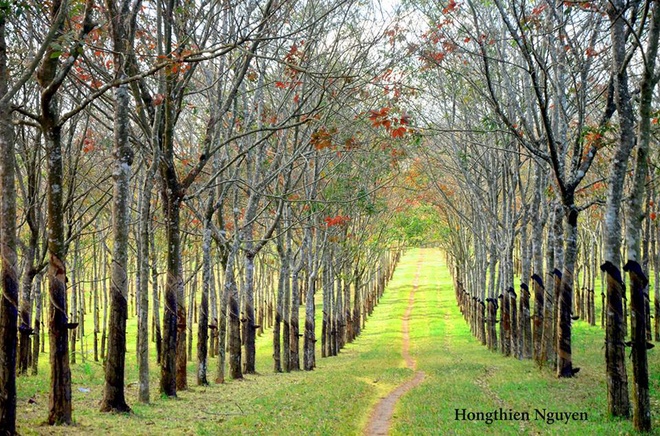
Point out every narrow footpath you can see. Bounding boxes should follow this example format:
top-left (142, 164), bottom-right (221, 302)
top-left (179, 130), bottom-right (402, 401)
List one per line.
top-left (364, 254), bottom-right (426, 435)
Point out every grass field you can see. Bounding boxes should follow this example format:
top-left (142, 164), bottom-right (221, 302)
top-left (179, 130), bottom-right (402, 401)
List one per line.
top-left (15, 248), bottom-right (660, 435)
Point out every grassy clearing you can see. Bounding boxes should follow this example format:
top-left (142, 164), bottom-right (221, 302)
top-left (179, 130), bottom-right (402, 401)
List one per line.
top-left (15, 248), bottom-right (660, 434)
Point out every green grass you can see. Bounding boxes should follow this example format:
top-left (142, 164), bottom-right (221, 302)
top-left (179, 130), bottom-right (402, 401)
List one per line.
top-left (15, 248), bottom-right (660, 435)
top-left (16, 256), bottom-right (418, 435)
top-left (392, 249), bottom-right (660, 435)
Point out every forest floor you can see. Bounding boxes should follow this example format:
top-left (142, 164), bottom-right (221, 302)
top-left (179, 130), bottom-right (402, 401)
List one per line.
top-left (16, 248), bottom-right (660, 435)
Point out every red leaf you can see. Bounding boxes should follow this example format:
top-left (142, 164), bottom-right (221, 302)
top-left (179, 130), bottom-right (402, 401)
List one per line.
top-left (153, 94), bottom-right (165, 106)
top-left (391, 126), bottom-right (407, 138)
top-left (442, 0), bottom-right (458, 14)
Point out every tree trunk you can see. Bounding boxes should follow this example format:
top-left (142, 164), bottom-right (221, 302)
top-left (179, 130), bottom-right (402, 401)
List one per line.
top-left (519, 221), bottom-right (532, 359)
top-left (70, 238), bottom-right (78, 365)
top-left (655, 218), bottom-right (660, 341)
top-left (160, 194), bottom-right (181, 396)
top-left (0, 13), bottom-right (19, 430)
top-left (243, 251), bottom-right (257, 374)
top-left (41, 87), bottom-right (73, 426)
top-left (487, 243), bottom-right (497, 350)
top-left (531, 169), bottom-right (547, 366)
top-left (625, 261), bottom-right (651, 431)
top-left (322, 254), bottom-right (330, 358)
top-left (283, 244), bottom-right (291, 369)
top-left (557, 206), bottom-right (578, 377)
top-left (101, 245), bottom-right (108, 361)
top-left (501, 265), bottom-right (511, 356)
top-left (175, 234), bottom-right (187, 391)
top-left (520, 283), bottom-right (531, 359)
top-left (273, 244), bottom-right (285, 372)
top-left (532, 273), bottom-right (544, 364)
top-left (197, 197), bottom-right (214, 385)
top-left (215, 250), bottom-right (230, 383)
top-left (100, 71), bottom-right (133, 412)
top-left (31, 275), bottom-right (43, 376)
top-left (289, 268), bottom-right (301, 370)
top-left (18, 267), bottom-right (36, 376)
top-left (137, 156), bottom-right (156, 403)
top-left (542, 204), bottom-right (561, 364)
top-left (224, 238), bottom-right (242, 380)
top-left (509, 289), bottom-right (518, 358)
top-left (18, 150), bottom-right (41, 374)
top-left (209, 260), bottom-right (218, 358)
top-left (45, 125), bottom-right (71, 425)
top-left (152, 230), bottom-right (162, 365)
top-left (304, 271), bottom-right (316, 370)
top-left (599, 0), bottom-right (640, 414)
top-left (352, 266), bottom-right (361, 339)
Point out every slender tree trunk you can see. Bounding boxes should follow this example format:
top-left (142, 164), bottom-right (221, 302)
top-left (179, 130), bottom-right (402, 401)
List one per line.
top-left (18, 267), bottom-right (36, 376)
top-left (101, 0), bottom-right (144, 408)
top-left (520, 223), bottom-right (532, 359)
top-left (289, 268), bottom-right (301, 370)
top-left (18, 178), bottom-right (40, 375)
top-left (509, 288), bottom-right (518, 358)
top-left (93, 237), bottom-right (99, 362)
top-left (37, 0), bottom-right (73, 423)
top-left (198, 197), bottom-right (214, 385)
top-left (655, 217), bottom-right (660, 342)
top-left (623, 4), bottom-right (659, 429)
top-left (188, 258), bottom-right (197, 363)
top-left (530, 171), bottom-right (546, 362)
top-left (78, 278), bottom-right (85, 363)
top-left (101, 245), bottom-right (108, 361)
top-left (152, 230), bottom-right (162, 365)
top-left (226, 242), bottom-right (242, 380)
top-left (343, 272), bottom-right (351, 345)
top-left (209, 260), bottom-right (218, 358)
top-left (44, 101), bottom-right (72, 427)
top-left (70, 238), bottom-right (78, 365)
top-left (600, 0), bottom-right (639, 415)
top-left (322, 253), bottom-right (330, 358)
top-left (304, 270), bottom-right (316, 370)
top-left (283, 242), bottom-right (291, 370)
top-left (626, 262), bottom-right (651, 431)
top-left (32, 275), bottom-right (43, 376)
top-left (175, 231), bottom-right (187, 390)
top-left (243, 250), bottom-right (257, 374)
top-left (215, 249), bottom-right (230, 383)
top-left (557, 206), bottom-right (578, 377)
top-left (542, 204), bottom-right (559, 364)
top-left (273, 241), bottom-right (285, 372)
top-left (487, 242), bottom-right (497, 350)
top-left (501, 264), bottom-right (511, 356)
top-left (0, 14), bottom-right (19, 430)
top-left (160, 193), bottom-right (182, 396)
top-left (352, 266), bottom-right (361, 339)
top-left (137, 153), bottom-right (156, 403)
top-left (100, 77), bottom-right (133, 413)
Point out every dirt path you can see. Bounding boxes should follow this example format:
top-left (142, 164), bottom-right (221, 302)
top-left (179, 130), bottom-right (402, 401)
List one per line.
top-left (363, 258), bottom-right (426, 436)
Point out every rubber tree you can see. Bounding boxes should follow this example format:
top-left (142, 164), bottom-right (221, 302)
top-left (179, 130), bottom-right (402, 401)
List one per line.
top-left (100, 0), bottom-right (141, 413)
top-left (470, 0), bottom-right (608, 376)
top-left (0, 4), bottom-right (19, 433)
top-left (35, 0), bottom-right (95, 424)
top-left (622, 1), bottom-right (660, 430)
